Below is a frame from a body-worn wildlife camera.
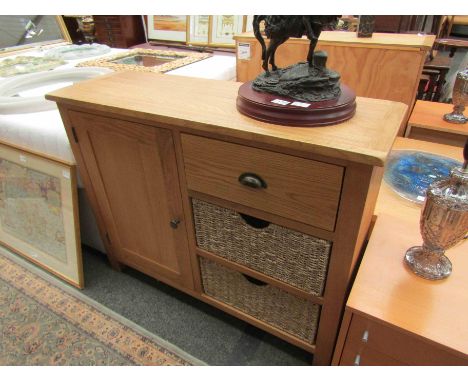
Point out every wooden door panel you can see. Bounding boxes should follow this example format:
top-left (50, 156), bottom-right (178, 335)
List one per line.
top-left (69, 110), bottom-right (193, 288)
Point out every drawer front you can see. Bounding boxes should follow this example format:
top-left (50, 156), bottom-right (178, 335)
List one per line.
top-left (181, 134), bottom-right (343, 231)
top-left (199, 257), bottom-right (321, 344)
top-left (340, 314), bottom-right (468, 366)
top-left (192, 198), bottom-right (331, 296)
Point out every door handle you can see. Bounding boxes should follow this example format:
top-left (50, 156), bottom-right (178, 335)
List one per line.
top-left (170, 219), bottom-right (180, 229)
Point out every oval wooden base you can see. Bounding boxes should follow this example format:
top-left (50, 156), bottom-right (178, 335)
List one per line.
top-left (236, 81), bottom-right (356, 127)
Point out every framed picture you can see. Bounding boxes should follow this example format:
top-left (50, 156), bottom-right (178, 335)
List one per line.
top-left (244, 15), bottom-right (254, 32)
top-left (147, 15), bottom-right (187, 42)
top-left (0, 143), bottom-right (83, 288)
top-left (187, 15), bottom-right (210, 45)
top-left (77, 48), bottom-right (210, 73)
top-left (209, 15), bottom-right (244, 46)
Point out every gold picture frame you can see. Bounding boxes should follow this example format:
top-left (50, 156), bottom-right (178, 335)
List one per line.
top-left (147, 15), bottom-right (251, 48)
top-left (187, 15), bottom-right (210, 46)
top-left (77, 48), bottom-right (211, 73)
top-left (0, 142), bottom-right (83, 288)
top-left (147, 15), bottom-right (188, 42)
top-left (244, 15), bottom-right (254, 32)
top-left (209, 15), bottom-right (245, 47)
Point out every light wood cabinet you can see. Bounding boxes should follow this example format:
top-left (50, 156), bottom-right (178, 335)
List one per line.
top-left (47, 72), bottom-right (406, 365)
top-left (67, 110), bottom-right (194, 290)
top-left (338, 313), bottom-right (467, 366)
top-left (333, 139), bottom-right (468, 366)
top-left (405, 100), bottom-right (468, 147)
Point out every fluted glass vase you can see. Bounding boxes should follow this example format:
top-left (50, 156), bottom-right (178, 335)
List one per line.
top-left (404, 167), bottom-right (468, 280)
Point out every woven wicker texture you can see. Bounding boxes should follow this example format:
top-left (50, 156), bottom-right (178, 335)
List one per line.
top-left (200, 257), bottom-right (320, 344)
top-left (192, 199), bottom-right (331, 296)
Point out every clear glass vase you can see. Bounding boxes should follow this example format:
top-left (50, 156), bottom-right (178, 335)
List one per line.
top-left (443, 69), bottom-right (468, 124)
top-left (404, 167), bottom-right (468, 280)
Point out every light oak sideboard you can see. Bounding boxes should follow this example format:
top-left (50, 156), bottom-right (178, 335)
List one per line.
top-left (234, 31), bottom-right (434, 135)
top-left (46, 72), bottom-right (406, 365)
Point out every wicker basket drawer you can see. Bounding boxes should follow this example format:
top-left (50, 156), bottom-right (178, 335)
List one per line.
top-left (200, 257), bottom-right (321, 344)
top-left (192, 199), bottom-right (331, 296)
top-left (182, 134), bottom-right (343, 231)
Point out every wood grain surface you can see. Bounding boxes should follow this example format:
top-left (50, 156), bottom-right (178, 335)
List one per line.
top-left (406, 100), bottom-right (468, 147)
top-left (181, 134), bottom-right (343, 231)
top-left (345, 137), bottom-right (468, 360)
top-left (46, 71), bottom-right (407, 167)
top-left (68, 110), bottom-right (194, 289)
top-left (340, 313), bottom-right (467, 365)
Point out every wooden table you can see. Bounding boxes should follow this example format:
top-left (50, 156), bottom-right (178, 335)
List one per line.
top-left (405, 100), bottom-right (468, 147)
top-left (333, 137), bottom-right (468, 365)
top-left (234, 31), bottom-right (434, 135)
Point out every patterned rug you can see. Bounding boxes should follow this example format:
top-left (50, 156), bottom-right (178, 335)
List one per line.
top-left (0, 250), bottom-right (202, 365)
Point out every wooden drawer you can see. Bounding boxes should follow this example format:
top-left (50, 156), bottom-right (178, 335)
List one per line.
top-left (340, 314), bottom-right (468, 366)
top-left (181, 134), bottom-right (344, 231)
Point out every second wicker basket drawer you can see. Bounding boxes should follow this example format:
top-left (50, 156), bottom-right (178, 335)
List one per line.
top-left (192, 199), bottom-right (331, 296)
top-left (200, 257), bottom-right (321, 345)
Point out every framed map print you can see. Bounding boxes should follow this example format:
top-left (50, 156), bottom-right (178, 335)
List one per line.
top-left (210, 15), bottom-right (244, 46)
top-left (187, 15), bottom-right (209, 45)
top-left (147, 15), bottom-right (187, 42)
top-left (0, 143), bottom-right (83, 288)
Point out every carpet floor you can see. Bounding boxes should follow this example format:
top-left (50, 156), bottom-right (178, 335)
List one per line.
top-left (1, 245), bottom-right (312, 365)
top-left (0, 249), bottom-right (202, 365)
top-left (80, 247), bottom-right (312, 366)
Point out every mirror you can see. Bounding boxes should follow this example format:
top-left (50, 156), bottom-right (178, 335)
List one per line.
top-left (109, 53), bottom-right (180, 67)
top-left (0, 15), bottom-right (71, 55)
top-left (77, 49), bottom-right (211, 73)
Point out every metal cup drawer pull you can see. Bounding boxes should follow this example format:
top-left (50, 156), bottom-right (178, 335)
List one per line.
top-left (238, 172), bottom-right (267, 189)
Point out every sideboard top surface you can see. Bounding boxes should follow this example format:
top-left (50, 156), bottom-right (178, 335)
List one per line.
top-left (46, 71), bottom-right (407, 166)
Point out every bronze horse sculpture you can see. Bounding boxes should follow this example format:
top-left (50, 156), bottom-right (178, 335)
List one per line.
top-left (253, 15), bottom-right (339, 73)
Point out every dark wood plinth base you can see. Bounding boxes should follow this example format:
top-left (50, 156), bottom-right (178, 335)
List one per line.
top-left (236, 81), bottom-right (356, 127)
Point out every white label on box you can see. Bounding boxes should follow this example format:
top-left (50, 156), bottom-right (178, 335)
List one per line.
top-left (271, 99), bottom-right (290, 106)
top-left (62, 170), bottom-right (70, 179)
top-left (291, 101), bottom-right (311, 108)
top-left (417, 195), bottom-right (426, 202)
top-left (237, 43), bottom-right (251, 60)
top-left (19, 155), bottom-right (27, 163)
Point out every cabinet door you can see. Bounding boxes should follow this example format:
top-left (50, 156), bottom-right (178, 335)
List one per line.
top-left (68, 111), bottom-right (194, 289)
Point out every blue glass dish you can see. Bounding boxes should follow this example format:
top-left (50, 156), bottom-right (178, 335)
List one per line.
top-left (384, 150), bottom-right (462, 204)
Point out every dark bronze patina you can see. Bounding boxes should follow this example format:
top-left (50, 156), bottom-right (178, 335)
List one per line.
top-left (252, 15), bottom-right (342, 102)
top-left (253, 15), bottom-right (339, 72)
